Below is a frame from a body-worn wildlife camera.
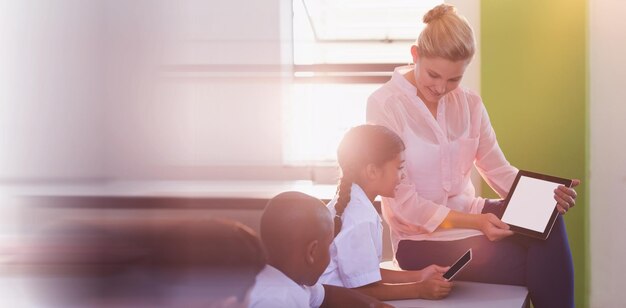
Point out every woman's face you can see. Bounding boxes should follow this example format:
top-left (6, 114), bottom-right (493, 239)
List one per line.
top-left (412, 53), bottom-right (470, 104)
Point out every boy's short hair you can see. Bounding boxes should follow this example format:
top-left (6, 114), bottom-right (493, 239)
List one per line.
top-left (260, 191), bottom-right (331, 259)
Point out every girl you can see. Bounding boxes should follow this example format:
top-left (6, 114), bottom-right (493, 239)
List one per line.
top-left (319, 124), bottom-right (452, 300)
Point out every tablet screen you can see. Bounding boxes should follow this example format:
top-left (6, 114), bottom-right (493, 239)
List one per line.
top-left (501, 175), bottom-right (561, 232)
top-left (443, 249), bottom-right (472, 281)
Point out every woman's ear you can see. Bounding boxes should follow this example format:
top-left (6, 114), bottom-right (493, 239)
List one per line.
top-left (411, 45), bottom-right (420, 64)
top-left (305, 240), bottom-right (318, 265)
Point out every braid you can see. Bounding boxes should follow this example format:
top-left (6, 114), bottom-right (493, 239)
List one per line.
top-left (334, 124), bottom-right (406, 238)
top-left (333, 174), bottom-right (353, 237)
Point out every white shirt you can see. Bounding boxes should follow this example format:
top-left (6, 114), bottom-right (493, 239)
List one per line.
top-left (319, 184), bottom-right (383, 288)
top-left (250, 265), bottom-right (325, 308)
top-left (367, 65), bottom-right (518, 251)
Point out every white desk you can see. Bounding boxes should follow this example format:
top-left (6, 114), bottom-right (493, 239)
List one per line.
top-left (385, 281), bottom-right (528, 308)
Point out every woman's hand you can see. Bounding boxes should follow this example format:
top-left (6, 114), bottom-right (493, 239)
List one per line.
top-left (418, 264), bottom-right (449, 282)
top-left (479, 213), bottom-right (514, 241)
top-left (554, 179), bottom-right (580, 214)
top-left (415, 274), bottom-right (453, 300)
top-left (440, 211), bottom-right (512, 241)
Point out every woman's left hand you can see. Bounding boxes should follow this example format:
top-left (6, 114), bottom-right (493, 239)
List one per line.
top-left (554, 179), bottom-right (580, 214)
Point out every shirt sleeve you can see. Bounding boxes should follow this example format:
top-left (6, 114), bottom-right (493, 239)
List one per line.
top-left (308, 283), bottom-right (325, 308)
top-left (250, 298), bottom-right (290, 308)
top-left (380, 180), bottom-right (452, 234)
top-left (334, 222), bottom-right (382, 288)
top-left (251, 290), bottom-right (306, 308)
top-left (366, 93), bottom-right (404, 134)
top-left (367, 94), bottom-right (452, 234)
top-left (473, 102), bottom-right (519, 198)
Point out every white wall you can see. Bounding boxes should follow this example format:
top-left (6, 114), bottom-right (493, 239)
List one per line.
top-left (0, 0), bottom-right (287, 182)
top-left (589, 0), bottom-right (626, 307)
top-left (0, 0), bottom-right (480, 183)
top-left (0, 0), bottom-right (106, 181)
top-left (102, 0), bottom-right (287, 180)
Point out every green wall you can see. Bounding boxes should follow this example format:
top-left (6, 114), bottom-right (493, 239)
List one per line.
top-left (480, 1), bottom-right (588, 307)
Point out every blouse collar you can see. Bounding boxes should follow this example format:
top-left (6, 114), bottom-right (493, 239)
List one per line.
top-left (390, 65), bottom-right (420, 97)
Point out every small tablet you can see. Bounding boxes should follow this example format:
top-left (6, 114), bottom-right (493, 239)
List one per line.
top-left (443, 248), bottom-right (472, 281)
top-left (500, 170), bottom-right (573, 240)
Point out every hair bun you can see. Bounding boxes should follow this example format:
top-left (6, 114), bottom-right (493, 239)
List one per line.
top-left (423, 4), bottom-right (456, 24)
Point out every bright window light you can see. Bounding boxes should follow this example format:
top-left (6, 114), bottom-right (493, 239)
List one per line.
top-left (284, 0), bottom-right (443, 165)
top-left (284, 83), bottom-right (381, 164)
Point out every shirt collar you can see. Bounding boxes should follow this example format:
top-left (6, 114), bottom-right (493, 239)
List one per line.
top-left (264, 265), bottom-right (306, 290)
top-left (390, 65), bottom-right (419, 96)
top-left (350, 183), bottom-right (370, 206)
top-left (350, 183), bottom-right (380, 219)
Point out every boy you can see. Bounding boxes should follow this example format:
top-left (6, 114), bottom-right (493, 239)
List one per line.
top-left (250, 191), bottom-right (388, 308)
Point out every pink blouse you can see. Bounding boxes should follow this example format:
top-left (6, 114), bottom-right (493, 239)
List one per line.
top-left (367, 65), bottom-right (518, 251)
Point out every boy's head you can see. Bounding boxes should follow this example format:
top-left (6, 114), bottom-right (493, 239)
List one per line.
top-left (260, 191), bottom-right (333, 286)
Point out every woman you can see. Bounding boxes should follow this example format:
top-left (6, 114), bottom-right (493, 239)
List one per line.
top-left (366, 4), bottom-right (579, 308)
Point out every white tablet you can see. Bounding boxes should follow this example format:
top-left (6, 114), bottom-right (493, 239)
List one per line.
top-left (500, 170), bottom-right (572, 240)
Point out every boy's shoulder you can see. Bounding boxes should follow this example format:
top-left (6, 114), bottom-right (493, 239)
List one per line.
top-left (250, 266), bottom-right (322, 308)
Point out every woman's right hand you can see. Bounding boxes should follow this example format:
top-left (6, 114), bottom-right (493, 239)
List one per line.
top-left (479, 213), bottom-right (513, 241)
top-left (416, 275), bottom-right (452, 300)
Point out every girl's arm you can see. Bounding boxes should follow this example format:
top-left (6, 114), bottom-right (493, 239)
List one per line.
top-left (321, 284), bottom-right (392, 308)
top-left (354, 276), bottom-right (452, 301)
top-left (380, 265), bottom-right (448, 284)
top-left (380, 268), bottom-right (420, 284)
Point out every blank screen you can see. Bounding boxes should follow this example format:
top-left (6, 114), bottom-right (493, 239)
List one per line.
top-left (501, 176), bottom-right (560, 232)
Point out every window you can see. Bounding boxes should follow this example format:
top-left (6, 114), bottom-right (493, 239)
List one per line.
top-left (284, 0), bottom-right (443, 164)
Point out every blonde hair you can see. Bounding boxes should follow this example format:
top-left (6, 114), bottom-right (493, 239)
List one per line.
top-left (417, 4), bottom-right (475, 61)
